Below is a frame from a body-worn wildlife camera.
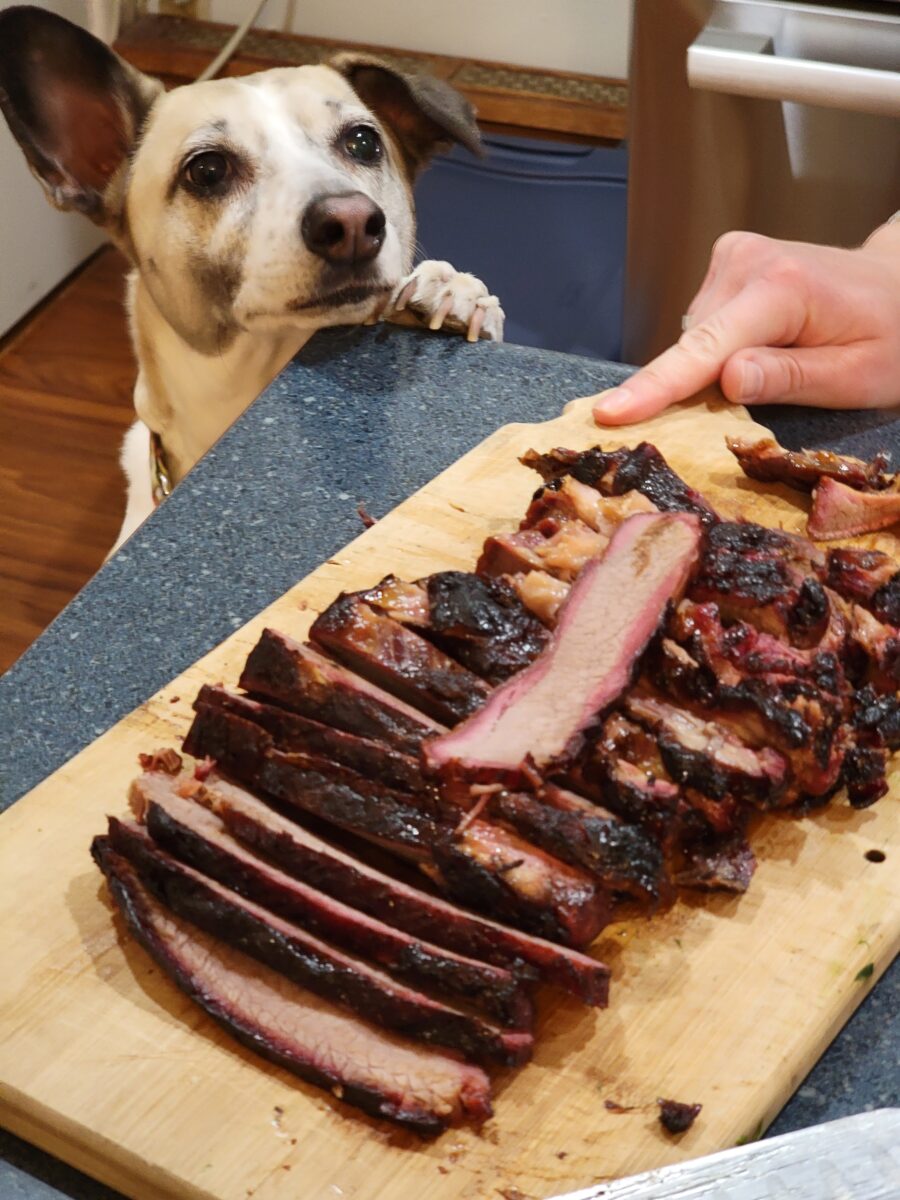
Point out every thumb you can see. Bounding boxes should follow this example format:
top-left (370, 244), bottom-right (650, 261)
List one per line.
top-left (721, 345), bottom-right (873, 408)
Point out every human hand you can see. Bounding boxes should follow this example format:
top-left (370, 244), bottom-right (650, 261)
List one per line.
top-left (591, 218), bottom-right (900, 426)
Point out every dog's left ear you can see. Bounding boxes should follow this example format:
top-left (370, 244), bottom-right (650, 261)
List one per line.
top-left (0, 6), bottom-right (163, 227)
top-left (330, 52), bottom-right (482, 175)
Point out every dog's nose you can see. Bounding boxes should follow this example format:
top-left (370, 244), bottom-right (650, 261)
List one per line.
top-left (301, 192), bottom-right (386, 266)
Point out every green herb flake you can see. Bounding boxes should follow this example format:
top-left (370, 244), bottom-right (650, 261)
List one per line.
top-left (855, 962), bottom-right (875, 983)
top-left (735, 1119), bottom-right (765, 1147)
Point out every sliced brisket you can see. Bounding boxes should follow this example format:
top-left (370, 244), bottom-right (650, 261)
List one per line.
top-left (104, 818), bottom-right (531, 1066)
top-left (185, 703), bottom-right (609, 948)
top-left (426, 513), bottom-right (702, 783)
top-left (809, 477), bottom-right (900, 540)
top-left (309, 592), bottom-right (491, 725)
top-left (199, 774), bottom-right (610, 1004)
top-left (132, 773), bottom-right (530, 1027)
top-left (195, 684), bottom-right (425, 792)
top-left (92, 840), bottom-right (492, 1135)
top-left (240, 628), bottom-right (444, 754)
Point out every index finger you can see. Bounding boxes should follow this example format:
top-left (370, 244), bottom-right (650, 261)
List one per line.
top-left (592, 278), bottom-right (805, 426)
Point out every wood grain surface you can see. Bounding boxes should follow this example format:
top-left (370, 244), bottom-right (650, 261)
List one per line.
top-left (1, 392), bottom-right (897, 1200)
top-left (0, 247), bottom-right (134, 671)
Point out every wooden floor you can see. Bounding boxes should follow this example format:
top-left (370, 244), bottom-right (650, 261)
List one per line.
top-left (0, 247), bottom-right (135, 673)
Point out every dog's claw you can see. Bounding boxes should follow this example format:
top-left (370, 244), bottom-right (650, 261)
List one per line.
top-left (389, 260), bottom-right (504, 343)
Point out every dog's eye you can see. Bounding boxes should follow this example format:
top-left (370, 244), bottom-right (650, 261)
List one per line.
top-left (343, 126), bottom-right (382, 165)
top-left (184, 151), bottom-right (231, 192)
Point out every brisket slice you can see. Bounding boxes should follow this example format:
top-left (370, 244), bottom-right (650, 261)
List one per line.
top-left (726, 435), bottom-right (893, 493)
top-left (361, 572), bottom-right (549, 685)
top-left (808, 476), bottom-right (900, 540)
top-left (195, 684), bottom-right (425, 792)
top-left (309, 592), bottom-right (491, 725)
top-left (426, 513), bottom-right (702, 783)
top-left (520, 443), bottom-right (718, 527)
top-left (91, 841), bottom-right (492, 1136)
top-left (240, 629), bottom-right (444, 755)
top-left (105, 818), bottom-right (531, 1067)
top-left (198, 774), bottom-right (610, 1005)
top-left (132, 774), bottom-right (530, 1027)
top-left (184, 704), bottom-right (609, 948)
top-left (184, 703), bottom-right (447, 863)
top-left (488, 791), bottom-right (664, 902)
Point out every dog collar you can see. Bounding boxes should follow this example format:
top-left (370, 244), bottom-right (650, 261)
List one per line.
top-left (149, 431), bottom-right (173, 507)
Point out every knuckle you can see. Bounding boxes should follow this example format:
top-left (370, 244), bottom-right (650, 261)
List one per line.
top-left (678, 320), bottom-right (725, 359)
top-left (763, 253), bottom-right (806, 291)
top-left (711, 229), bottom-right (759, 264)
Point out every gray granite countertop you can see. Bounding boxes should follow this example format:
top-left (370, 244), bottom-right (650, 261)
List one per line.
top-left (1, 326), bottom-right (896, 1199)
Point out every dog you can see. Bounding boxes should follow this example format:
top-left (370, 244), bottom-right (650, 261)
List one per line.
top-left (0, 7), bottom-right (504, 552)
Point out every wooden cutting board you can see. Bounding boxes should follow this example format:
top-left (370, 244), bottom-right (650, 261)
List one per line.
top-left (2, 392), bottom-right (898, 1200)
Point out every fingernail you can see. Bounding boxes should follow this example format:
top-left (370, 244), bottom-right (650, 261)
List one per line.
top-left (738, 360), bottom-right (764, 402)
top-left (594, 387), bottom-right (630, 416)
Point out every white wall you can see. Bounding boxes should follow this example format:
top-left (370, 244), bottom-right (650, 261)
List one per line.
top-left (179, 0), bottom-right (633, 79)
top-left (0, 0), bottom-right (105, 337)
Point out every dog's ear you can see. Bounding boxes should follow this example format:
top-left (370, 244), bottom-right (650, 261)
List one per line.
top-left (329, 52), bottom-right (482, 175)
top-left (0, 6), bottom-right (163, 227)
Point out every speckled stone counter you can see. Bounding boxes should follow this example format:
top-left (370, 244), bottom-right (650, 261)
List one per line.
top-left (1, 326), bottom-right (896, 1199)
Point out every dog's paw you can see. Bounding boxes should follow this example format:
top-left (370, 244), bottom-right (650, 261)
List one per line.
top-left (391, 260), bottom-right (504, 343)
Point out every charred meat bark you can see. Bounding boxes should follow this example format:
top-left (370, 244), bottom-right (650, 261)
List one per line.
top-left (521, 443), bottom-right (718, 527)
top-left (197, 774), bottom-right (611, 1004)
top-left (309, 593), bottom-right (491, 725)
top-left (726, 435), bottom-right (893, 493)
top-left (690, 521), bottom-right (828, 643)
top-left (825, 547), bottom-right (900, 627)
top-left (624, 692), bottom-right (787, 811)
top-left (426, 513), bottom-right (702, 784)
top-left (809, 477), bottom-right (900, 540)
top-left (132, 773), bottom-right (530, 1027)
top-left (488, 791), bottom-right (665, 902)
top-left (105, 818), bottom-right (532, 1066)
top-left (240, 628), bottom-right (444, 755)
top-left (359, 572), bottom-right (549, 685)
top-left (195, 684), bottom-right (425, 792)
top-left (92, 841), bottom-right (493, 1135)
top-left (184, 703), bottom-right (610, 948)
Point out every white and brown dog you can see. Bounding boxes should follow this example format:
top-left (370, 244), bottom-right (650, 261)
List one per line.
top-left (0, 7), bottom-right (503, 551)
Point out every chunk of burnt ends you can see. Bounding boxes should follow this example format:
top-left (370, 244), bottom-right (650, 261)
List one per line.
top-left (671, 832), bottom-right (756, 894)
top-left (826, 547), bottom-right (900, 628)
top-left (841, 745), bottom-right (889, 809)
top-left (361, 572), bottom-right (548, 684)
top-left (91, 840), bottom-right (493, 1135)
top-left (478, 521), bottom-right (608, 583)
top-left (726, 435), bottom-right (893, 493)
top-left (521, 443), bottom-right (718, 527)
top-left (852, 685), bottom-right (900, 751)
top-left (309, 593), bottom-right (491, 725)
